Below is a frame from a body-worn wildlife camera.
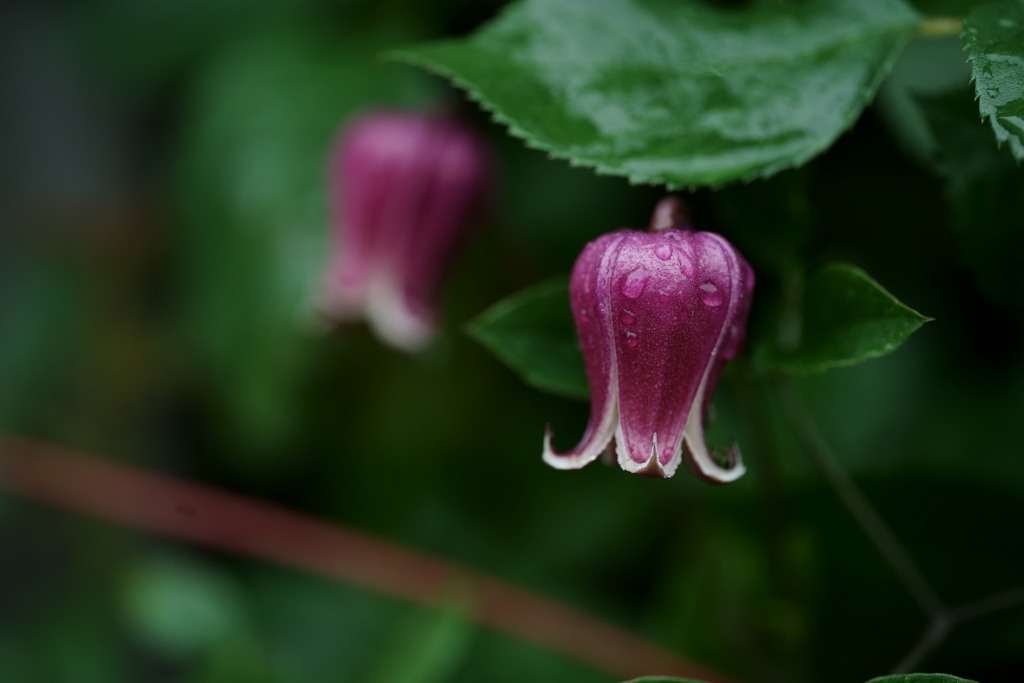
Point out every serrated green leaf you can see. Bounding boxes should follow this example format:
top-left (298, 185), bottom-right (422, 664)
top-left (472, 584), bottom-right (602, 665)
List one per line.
top-left (391, 0), bottom-right (921, 188)
top-left (755, 263), bottom-right (930, 375)
top-left (466, 277), bottom-right (588, 400)
top-left (964, 0), bottom-right (1024, 160)
top-left (865, 674), bottom-right (977, 683)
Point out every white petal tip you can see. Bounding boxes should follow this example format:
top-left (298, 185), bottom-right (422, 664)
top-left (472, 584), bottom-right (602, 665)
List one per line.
top-left (542, 425), bottom-right (607, 470)
top-left (686, 437), bottom-right (747, 484)
top-left (615, 432), bottom-right (679, 478)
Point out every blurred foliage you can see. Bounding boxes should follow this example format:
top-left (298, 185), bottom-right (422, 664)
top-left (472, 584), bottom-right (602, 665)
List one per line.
top-left (174, 19), bottom-right (438, 457)
top-left (0, 0), bottom-right (1023, 683)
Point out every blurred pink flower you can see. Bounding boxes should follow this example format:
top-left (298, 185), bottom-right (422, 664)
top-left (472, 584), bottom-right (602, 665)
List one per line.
top-left (544, 197), bottom-right (754, 481)
top-left (321, 111), bottom-right (491, 351)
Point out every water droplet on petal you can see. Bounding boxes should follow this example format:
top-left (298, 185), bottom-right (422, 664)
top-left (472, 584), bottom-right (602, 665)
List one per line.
top-left (620, 309), bottom-right (635, 325)
top-left (624, 330), bottom-right (638, 347)
top-left (699, 282), bottom-right (724, 307)
top-left (627, 338), bottom-right (638, 348)
top-left (677, 252), bottom-right (694, 278)
top-left (655, 244), bottom-right (672, 261)
top-left (621, 267), bottom-right (650, 300)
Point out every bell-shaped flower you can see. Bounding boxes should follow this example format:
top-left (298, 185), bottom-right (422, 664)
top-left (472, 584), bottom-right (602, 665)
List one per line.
top-left (543, 197), bottom-right (755, 481)
top-left (320, 110), bottom-right (491, 352)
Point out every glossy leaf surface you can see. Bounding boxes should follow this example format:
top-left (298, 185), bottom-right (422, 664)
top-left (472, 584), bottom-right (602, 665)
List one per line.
top-left (466, 277), bottom-right (588, 400)
top-left (964, 0), bottom-right (1024, 159)
top-left (392, 0), bottom-right (920, 187)
top-left (756, 263), bottom-right (930, 375)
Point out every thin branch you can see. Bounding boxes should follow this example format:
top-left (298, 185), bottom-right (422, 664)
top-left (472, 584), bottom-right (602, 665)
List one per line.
top-left (776, 379), bottom-right (1024, 675)
top-left (953, 587), bottom-right (1024, 623)
top-left (0, 435), bottom-right (735, 683)
top-left (891, 615), bottom-right (952, 674)
top-left (775, 379), bottom-right (948, 620)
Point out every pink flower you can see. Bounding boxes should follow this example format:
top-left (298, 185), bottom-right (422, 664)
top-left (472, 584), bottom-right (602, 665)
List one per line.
top-left (321, 111), bottom-right (491, 351)
top-left (543, 197), bottom-right (754, 481)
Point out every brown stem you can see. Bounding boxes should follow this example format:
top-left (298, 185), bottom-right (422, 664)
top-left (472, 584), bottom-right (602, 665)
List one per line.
top-left (0, 435), bottom-right (735, 683)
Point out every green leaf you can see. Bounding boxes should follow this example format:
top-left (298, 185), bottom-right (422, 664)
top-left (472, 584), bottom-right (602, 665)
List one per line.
top-left (919, 88), bottom-right (1024, 307)
top-left (391, 0), bottom-right (921, 188)
top-left (964, 0), bottom-right (1024, 160)
top-left (865, 675), bottom-right (977, 683)
top-left (466, 277), bottom-right (588, 400)
top-left (755, 263), bottom-right (931, 375)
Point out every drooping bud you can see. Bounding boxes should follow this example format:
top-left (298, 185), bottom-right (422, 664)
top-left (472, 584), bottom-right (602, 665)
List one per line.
top-left (543, 197), bottom-right (754, 481)
top-left (320, 110), bottom-right (492, 351)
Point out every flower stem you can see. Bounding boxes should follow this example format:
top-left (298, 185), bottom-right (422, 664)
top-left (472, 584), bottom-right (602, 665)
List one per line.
top-left (952, 587), bottom-right (1024, 622)
top-left (0, 435), bottom-right (735, 683)
top-left (776, 378), bottom-right (1024, 673)
top-left (918, 16), bottom-right (963, 38)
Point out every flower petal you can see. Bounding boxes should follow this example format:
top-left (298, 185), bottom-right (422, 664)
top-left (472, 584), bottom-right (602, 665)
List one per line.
top-left (682, 370), bottom-right (746, 483)
top-left (683, 232), bottom-right (750, 483)
top-left (543, 231), bottom-right (629, 469)
top-left (365, 271), bottom-right (434, 352)
top-left (611, 229), bottom-right (746, 478)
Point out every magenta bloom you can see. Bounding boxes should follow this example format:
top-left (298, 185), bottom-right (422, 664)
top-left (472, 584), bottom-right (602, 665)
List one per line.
top-left (543, 198), bottom-right (754, 481)
top-left (320, 111), bottom-right (491, 351)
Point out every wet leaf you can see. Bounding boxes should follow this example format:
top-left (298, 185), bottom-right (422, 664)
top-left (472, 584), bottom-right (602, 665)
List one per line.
top-left (391, 0), bottom-right (920, 187)
top-left (964, 0), bottom-right (1024, 159)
